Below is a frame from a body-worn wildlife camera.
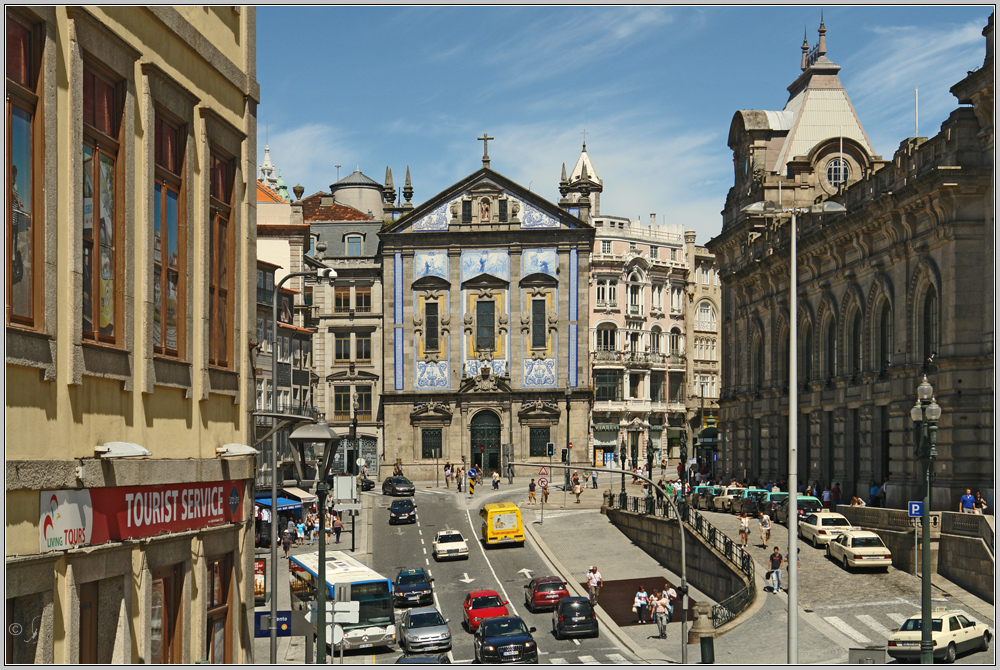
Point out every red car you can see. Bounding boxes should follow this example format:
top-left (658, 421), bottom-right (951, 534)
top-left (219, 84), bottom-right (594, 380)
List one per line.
top-left (523, 576), bottom-right (570, 613)
top-left (463, 590), bottom-right (510, 632)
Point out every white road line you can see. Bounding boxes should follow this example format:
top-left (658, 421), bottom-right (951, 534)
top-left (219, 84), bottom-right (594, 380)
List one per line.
top-left (824, 616), bottom-right (873, 644)
top-left (419, 530), bottom-right (423, 536)
top-left (465, 508), bottom-right (518, 617)
top-left (607, 653), bottom-right (629, 664)
top-left (422, 547), bottom-right (426, 554)
top-left (886, 613), bottom-right (908, 626)
top-left (573, 638), bottom-right (581, 646)
top-left (420, 538), bottom-right (425, 545)
top-left (857, 614), bottom-right (895, 640)
top-left (578, 654), bottom-right (599, 664)
top-left (548, 658), bottom-right (567, 665)
top-left (813, 599), bottom-right (915, 610)
top-left (425, 558), bottom-right (429, 566)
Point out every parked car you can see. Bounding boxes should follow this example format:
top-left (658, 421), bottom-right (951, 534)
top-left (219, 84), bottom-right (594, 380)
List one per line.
top-left (524, 576), bottom-right (570, 613)
top-left (432, 529), bottom-right (469, 561)
top-left (760, 491), bottom-right (789, 519)
top-left (393, 568), bottom-right (434, 607)
top-left (774, 496), bottom-right (823, 524)
top-left (396, 607), bottom-right (452, 654)
top-left (551, 597), bottom-right (599, 639)
top-left (472, 616), bottom-right (538, 664)
top-left (690, 485), bottom-right (723, 510)
top-left (887, 609), bottom-right (992, 663)
top-left (737, 489), bottom-right (775, 516)
top-left (463, 590), bottom-right (510, 632)
top-left (731, 489), bottom-right (768, 514)
top-left (360, 477), bottom-right (376, 492)
top-left (798, 512), bottom-right (853, 546)
top-left (711, 486), bottom-right (745, 512)
top-left (383, 476), bottom-right (415, 496)
top-left (825, 529), bottom-right (892, 570)
top-left (389, 499), bottom-right (417, 525)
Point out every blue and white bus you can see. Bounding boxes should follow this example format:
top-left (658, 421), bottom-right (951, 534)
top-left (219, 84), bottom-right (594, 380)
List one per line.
top-left (288, 550), bottom-right (395, 651)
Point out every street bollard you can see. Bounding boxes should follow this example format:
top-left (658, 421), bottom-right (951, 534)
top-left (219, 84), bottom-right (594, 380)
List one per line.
top-left (700, 635), bottom-right (715, 664)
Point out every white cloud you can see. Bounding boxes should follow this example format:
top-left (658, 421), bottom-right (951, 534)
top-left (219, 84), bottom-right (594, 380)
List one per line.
top-left (257, 124), bottom-right (357, 196)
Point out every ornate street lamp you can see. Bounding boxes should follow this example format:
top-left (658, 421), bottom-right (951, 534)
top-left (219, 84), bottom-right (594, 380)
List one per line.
top-left (289, 421), bottom-right (340, 664)
top-left (910, 376), bottom-right (940, 665)
top-left (619, 436), bottom-right (627, 500)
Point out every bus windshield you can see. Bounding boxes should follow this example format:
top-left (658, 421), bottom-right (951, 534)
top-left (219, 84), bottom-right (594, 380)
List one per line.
top-left (353, 581), bottom-right (392, 627)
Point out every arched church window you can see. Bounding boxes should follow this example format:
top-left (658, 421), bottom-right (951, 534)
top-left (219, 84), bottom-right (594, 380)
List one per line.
top-left (827, 157), bottom-right (851, 187)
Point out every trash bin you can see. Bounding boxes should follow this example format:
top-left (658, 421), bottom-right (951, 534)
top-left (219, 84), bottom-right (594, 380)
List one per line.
top-left (700, 635), bottom-right (715, 664)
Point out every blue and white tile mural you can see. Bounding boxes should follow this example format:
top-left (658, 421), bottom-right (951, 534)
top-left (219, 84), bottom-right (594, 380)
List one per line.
top-left (461, 250), bottom-right (509, 282)
top-left (521, 248), bottom-right (558, 278)
top-left (411, 200), bottom-right (452, 231)
top-left (464, 359), bottom-right (508, 378)
top-left (414, 250), bottom-right (449, 281)
top-left (394, 327), bottom-right (404, 390)
top-left (523, 358), bottom-right (557, 387)
top-left (415, 361), bottom-right (450, 389)
top-left (517, 199), bottom-right (560, 229)
top-left (569, 324), bottom-right (578, 387)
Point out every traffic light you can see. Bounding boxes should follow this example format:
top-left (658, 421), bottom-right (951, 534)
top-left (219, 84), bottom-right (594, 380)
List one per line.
top-left (546, 442), bottom-right (554, 457)
top-left (560, 448), bottom-right (568, 464)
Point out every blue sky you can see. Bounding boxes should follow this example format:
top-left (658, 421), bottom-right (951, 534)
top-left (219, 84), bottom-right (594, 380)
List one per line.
top-left (256, 5), bottom-right (991, 243)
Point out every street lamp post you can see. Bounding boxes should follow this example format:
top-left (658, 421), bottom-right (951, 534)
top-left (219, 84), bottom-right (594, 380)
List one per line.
top-left (741, 198), bottom-right (845, 663)
top-left (289, 421), bottom-right (340, 664)
top-left (910, 376), bottom-right (940, 665)
top-left (619, 437), bottom-right (627, 500)
top-left (269, 267), bottom-right (335, 663)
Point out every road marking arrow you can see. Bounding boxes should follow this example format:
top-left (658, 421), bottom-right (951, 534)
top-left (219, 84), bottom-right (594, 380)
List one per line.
top-left (517, 568), bottom-right (533, 578)
top-left (459, 573), bottom-right (476, 584)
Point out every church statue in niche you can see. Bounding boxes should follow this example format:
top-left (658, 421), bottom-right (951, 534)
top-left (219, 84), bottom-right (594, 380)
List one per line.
top-left (480, 198), bottom-right (490, 222)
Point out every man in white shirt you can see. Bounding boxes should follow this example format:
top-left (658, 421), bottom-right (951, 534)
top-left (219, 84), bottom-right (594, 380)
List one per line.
top-left (664, 584), bottom-right (678, 622)
top-left (758, 511), bottom-right (772, 548)
top-left (587, 566), bottom-right (603, 605)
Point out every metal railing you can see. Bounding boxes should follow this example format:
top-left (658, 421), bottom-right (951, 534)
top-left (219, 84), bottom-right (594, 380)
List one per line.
top-left (606, 495), bottom-right (756, 627)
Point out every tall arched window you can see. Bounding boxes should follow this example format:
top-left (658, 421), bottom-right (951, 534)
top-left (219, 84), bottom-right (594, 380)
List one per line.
top-left (649, 326), bottom-right (662, 354)
top-left (851, 312), bottom-right (863, 375)
top-left (753, 336), bottom-right (765, 390)
top-left (878, 302), bottom-right (893, 371)
top-left (922, 285), bottom-right (938, 365)
top-left (801, 323), bottom-right (813, 383)
top-left (697, 301), bottom-right (716, 330)
top-left (825, 320), bottom-right (837, 379)
top-left (596, 325), bottom-right (617, 351)
top-left (669, 328), bottom-right (681, 356)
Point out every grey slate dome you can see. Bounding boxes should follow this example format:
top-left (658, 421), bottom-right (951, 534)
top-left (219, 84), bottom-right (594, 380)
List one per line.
top-left (331, 169), bottom-right (380, 189)
top-left (329, 168), bottom-right (384, 220)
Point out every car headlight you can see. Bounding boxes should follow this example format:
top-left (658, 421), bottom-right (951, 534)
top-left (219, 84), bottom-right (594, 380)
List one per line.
top-left (473, 617), bottom-right (481, 621)
top-left (486, 645), bottom-right (495, 652)
top-left (524, 641), bottom-right (535, 648)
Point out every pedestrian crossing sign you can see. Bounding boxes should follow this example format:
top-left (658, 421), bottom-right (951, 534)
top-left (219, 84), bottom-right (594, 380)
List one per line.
top-left (538, 467), bottom-right (548, 477)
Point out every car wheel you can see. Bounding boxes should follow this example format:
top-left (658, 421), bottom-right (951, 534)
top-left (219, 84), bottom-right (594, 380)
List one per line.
top-left (825, 546), bottom-right (832, 559)
top-left (980, 631), bottom-right (991, 652)
top-left (944, 642), bottom-right (956, 663)
top-left (553, 625), bottom-right (561, 640)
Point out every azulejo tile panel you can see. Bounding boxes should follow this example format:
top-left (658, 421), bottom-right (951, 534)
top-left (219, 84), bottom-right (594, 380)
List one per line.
top-left (522, 358), bottom-right (557, 387)
top-left (394, 252), bottom-right (403, 325)
top-left (464, 359), bottom-right (507, 378)
top-left (461, 250), bottom-right (509, 282)
top-left (517, 199), bottom-right (559, 229)
top-left (522, 248), bottom-right (558, 277)
top-left (569, 324), bottom-right (578, 387)
top-left (411, 201), bottom-right (451, 231)
top-left (414, 251), bottom-right (449, 281)
top-left (394, 327), bottom-right (404, 390)
top-left (569, 248), bottom-right (578, 322)
top-left (415, 361), bottom-right (450, 389)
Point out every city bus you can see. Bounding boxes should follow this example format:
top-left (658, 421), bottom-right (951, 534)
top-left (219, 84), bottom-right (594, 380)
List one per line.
top-left (288, 550), bottom-right (395, 651)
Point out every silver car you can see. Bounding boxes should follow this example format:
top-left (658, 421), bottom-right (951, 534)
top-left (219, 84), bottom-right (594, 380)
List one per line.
top-left (397, 606), bottom-right (452, 653)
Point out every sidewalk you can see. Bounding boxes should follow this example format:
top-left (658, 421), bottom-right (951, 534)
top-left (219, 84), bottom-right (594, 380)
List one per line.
top-left (251, 490), bottom-right (376, 664)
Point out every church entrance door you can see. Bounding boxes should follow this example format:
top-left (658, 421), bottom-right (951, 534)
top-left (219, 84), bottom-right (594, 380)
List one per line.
top-left (470, 411), bottom-right (501, 474)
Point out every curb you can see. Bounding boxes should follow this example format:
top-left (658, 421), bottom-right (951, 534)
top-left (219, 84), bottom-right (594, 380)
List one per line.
top-left (522, 516), bottom-right (678, 664)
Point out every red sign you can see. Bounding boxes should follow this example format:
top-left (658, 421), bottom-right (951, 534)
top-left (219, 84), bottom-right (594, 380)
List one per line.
top-left (538, 467), bottom-right (548, 477)
top-left (254, 559), bottom-right (266, 600)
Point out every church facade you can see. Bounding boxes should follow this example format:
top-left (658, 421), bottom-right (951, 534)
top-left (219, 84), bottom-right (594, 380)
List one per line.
top-left (708, 17), bottom-right (994, 507)
top-left (378, 159), bottom-right (594, 480)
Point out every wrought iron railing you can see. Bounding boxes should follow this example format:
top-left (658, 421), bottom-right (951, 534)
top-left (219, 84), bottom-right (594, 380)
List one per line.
top-left (605, 494), bottom-right (756, 628)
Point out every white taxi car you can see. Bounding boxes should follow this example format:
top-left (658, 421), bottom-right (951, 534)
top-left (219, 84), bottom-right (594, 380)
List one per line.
top-left (799, 512), bottom-right (853, 546)
top-left (432, 529), bottom-right (469, 561)
top-left (825, 529), bottom-right (892, 570)
top-left (887, 609), bottom-right (992, 663)
top-left (711, 486), bottom-right (745, 512)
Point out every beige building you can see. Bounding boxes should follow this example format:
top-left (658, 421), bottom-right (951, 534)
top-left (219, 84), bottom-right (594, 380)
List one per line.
top-left (708, 18), bottom-right (994, 505)
top-left (5, 7), bottom-right (258, 663)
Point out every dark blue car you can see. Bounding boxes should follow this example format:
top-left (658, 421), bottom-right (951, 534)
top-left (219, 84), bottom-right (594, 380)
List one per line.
top-left (473, 616), bottom-right (538, 664)
top-left (394, 568), bottom-right (434, 607)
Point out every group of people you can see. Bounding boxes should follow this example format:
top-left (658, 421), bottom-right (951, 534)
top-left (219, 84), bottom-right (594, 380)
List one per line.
top-left (632, 582), bottom-right (679, 638)
top-left (444, 462), bottom-right (495, 494)
top-left (959, 489), bottom-right (990, 514)
top-left (279, 503), bottom-right (346, 559)
top-left (736, 510), bottom-right (772, 548)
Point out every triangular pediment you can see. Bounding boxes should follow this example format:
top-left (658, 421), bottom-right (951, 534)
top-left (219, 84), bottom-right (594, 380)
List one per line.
top-left (519, 272), bottom-right (558, 288)
top-left (326, 369), bottom-right (379, 382)
top-left (462, 273), bottom-right (508, 290)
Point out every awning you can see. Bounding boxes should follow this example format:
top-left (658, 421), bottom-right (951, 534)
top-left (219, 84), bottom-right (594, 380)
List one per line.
top-left (255, 497), bottom-right (303, 511)
top-left (282, 486), bottom-right (318, 504)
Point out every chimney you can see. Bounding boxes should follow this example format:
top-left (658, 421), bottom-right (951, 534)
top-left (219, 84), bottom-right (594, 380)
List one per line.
top-left (650, 213), bottom-right (656, 226)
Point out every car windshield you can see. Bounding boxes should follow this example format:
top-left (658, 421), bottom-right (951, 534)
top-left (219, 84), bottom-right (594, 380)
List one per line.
top-left (396, 478), bottom-right (412, 486)
top-left (770, 493), bottom-right (788, 502)
top-left (398, 573), bottom-right (426, 585)
top-left (750, 491), bottom-right (768, 500)
top-left (537, 582), bottom-right (564, 592)
top-left (471, 595), bottom-right (503, 609)
top-left (852, 536), bottom-right (885, 548)
top-left (481, 619), bottom-right (527, 637)
top-left (900, 618), bottom-right (943, 632)
top-left (802, 501), bottom-right (822, 510)
top-left (564, 601), bottom-right (593, 614)
top-left (409, 612), bottom-right (446, 628)
top-left (822, 518), bottom-right (851, 527)
top-left (391, 501), bottom-right (413, 510)
top-left (439, 534), bottom-right (464, 543)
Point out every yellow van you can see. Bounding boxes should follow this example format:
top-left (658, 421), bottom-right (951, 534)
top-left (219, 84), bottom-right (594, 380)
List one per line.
top-left (479, 502), bottom-right (524, 547)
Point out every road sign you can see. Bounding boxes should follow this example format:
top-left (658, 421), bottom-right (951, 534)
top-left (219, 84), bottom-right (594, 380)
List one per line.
top-left (356, 457), bottom-right (366, 467)
top-left (254, 610), bottom-right (292, 637)
top-left (335, 503), bottom-right (362, 512)
top-left (908, 501), bottom-right (923, 517)
top-left (333, 610), bottom-right (359, 624)
top-left (538, 477), bottom-right (548, 488)
top-left (538, 467), bottom-right (548, 477)
top-left (309, 601), bottom-right (337, 612)
top-left (328, 623), bottom-right (344, 645)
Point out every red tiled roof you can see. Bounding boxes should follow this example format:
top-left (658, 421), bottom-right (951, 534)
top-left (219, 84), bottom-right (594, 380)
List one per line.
top-left (300, 191), bottom-right (375, 222)
top-left (257, 180), bottom-right (284, 203)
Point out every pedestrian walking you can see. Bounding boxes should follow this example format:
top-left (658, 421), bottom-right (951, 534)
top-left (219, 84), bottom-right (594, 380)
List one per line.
top-left (282, 529), bottom-right (292, 558)
top-left (333, 515), bottom-right (344, 544)
top-left (592, 470), bottom-right (598, 489)
top-left (296, 520), bottom-right (306, 547)
top-left (869, 481), bottom-right (881, 507)
top-left (738, 512), bottom-right (750, 547)
top-left (492, 470), bottom-right (500, 490)
top-left (634, 585), bottom-right (649, 624)
top-left (664, 584), bottom-right (678, 623)
top-left (587, 566), bottom-right (603, 605)
top-left (960, 488), bottom-right (976, 513)
top-left (660, 458), bottom-right (667, 477)
top-left (821, 486), bottom-right (832, 508)
top-left (445, 462), bottom-right (452, 489)
top-left (528, 479), bottom-right (537, 503)
top-left (758, 511), bottom-right (772, 548)
top-left (831, 482), bottom-right (842, 509)
top-left (572, 472), bottom-right (582, 504)
top-left (542, 482), bottom-right (549, 504)
top-left (767, 547), bottom-right (786, 593)
top-left (652, 590), bottom-right (668, 639)
top-left (975, 491), bottom-right (989, 515)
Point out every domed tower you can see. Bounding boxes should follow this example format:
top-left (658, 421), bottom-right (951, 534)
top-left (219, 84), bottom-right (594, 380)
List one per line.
top-left (330, 168), bottom-right (384, 220)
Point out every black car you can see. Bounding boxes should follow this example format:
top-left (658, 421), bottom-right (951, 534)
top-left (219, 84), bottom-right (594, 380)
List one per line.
top-left (394, 568), bottom-right (434, 607)
top-left (473, 616), bottom-right (538, 664)
top-left (360, 477), bottom-right (376, 492)
top-left (737, 490), bottom-right (770, 515)
top-left (551, 597), bottom-right (599, 639)
top-left (389, 499), bottom-right (417, 525)
top-left (383, 476), bottom-right (416, 496)
top-left (698, 486), bottom-right (726, 511)
top-left (775, 495), bottom-right (823, 524)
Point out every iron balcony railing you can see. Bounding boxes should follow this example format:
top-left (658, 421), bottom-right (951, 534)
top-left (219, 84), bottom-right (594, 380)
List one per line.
top-left (605, 494), bottom-right (756, 628)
